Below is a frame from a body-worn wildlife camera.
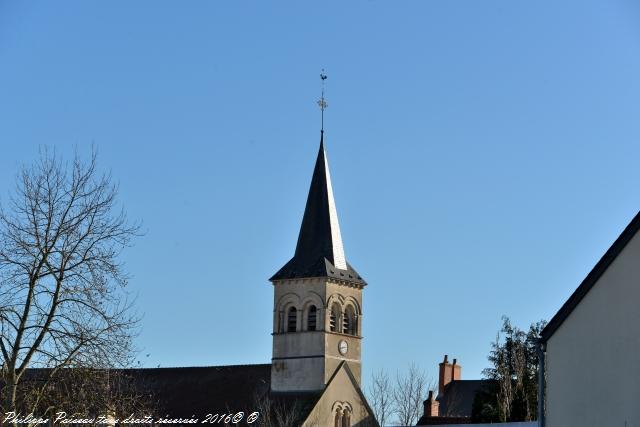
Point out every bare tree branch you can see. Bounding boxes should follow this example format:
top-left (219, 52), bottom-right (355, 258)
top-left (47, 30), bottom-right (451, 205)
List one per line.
top-left (0, 147), bottom-right (145, 420)
top-left (367, 368), bottom-right (392, 426)
top-left (392, 363), bottom-right (428, 426)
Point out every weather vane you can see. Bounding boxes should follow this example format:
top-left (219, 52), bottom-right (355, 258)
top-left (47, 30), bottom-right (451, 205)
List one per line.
top-left (318, 69), bottom-right (328, 132)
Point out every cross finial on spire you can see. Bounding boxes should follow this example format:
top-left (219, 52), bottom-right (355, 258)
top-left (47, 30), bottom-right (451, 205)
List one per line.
top-left (318, 70), bottom-right (328, 133)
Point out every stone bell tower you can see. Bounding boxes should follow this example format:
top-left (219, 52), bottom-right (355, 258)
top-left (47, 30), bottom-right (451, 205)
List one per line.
top-left (269, 132), bottom-right (366, 392)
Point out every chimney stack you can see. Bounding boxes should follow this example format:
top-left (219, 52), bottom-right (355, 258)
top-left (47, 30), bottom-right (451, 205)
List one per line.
top-left (423, 390), bottom-right (439, 417)
top-left (438, 354), bottom-right (462, 395)
top-left (452, 358), bottom-right (461, 382)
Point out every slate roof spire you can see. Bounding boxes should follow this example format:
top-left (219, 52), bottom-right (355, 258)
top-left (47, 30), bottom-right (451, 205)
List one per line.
top-left (295, 132), bottom-right (346, 269)
top-left (270, 133), bottom-right (365, 284)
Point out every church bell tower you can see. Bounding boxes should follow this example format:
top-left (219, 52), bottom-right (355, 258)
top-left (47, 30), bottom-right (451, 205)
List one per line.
top-left (269, 132), bottom-right (366, 392)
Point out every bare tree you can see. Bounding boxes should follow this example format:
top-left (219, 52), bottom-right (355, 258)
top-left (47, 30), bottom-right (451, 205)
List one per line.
top-left (367, 368), bottom-right (392, 426)
top-left (392, 363), bottom-right (428, 426)
top-left (252, 391), bottom-right (274, 426)
top-left (0, 149), bottom-right (142, 420)
top-left (251, 391), bottom-right (305, 427)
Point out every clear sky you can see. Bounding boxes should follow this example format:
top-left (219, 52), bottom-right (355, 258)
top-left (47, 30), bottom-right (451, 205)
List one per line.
top-left (1, 1), bottom-right (640, 386)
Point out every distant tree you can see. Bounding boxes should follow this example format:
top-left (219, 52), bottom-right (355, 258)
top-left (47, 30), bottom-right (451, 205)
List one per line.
top-left (368, 368), bottom-right (393, 426)
top-left (392, 363), bottom-right (430, 426)
top-left (365, 364), bottom-right (436, 426)
top-left (472, 316), bottom-right (547, 423)
top-left (251, 390), bottom-right (308, 427)
top-left (0, 149), bottom-right (145, 421)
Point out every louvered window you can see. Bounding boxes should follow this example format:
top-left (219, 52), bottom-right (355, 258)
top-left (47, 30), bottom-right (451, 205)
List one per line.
top-left (330, 305), bottom-right (339, 332)
top-left (343, 306), bottom-right (357, 335)
top-left (307, 305), bottom-right (317, 331)
top-left (287, 307), bottom-right (297, 332)
top-left (329, 304), bottom-right (342, 332)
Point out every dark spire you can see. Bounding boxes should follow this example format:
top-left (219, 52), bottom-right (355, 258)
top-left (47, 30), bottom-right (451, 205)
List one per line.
top-left (293, 133), bottom-right (345, 268)
top-left (270, 134), bottom-right (365, 284)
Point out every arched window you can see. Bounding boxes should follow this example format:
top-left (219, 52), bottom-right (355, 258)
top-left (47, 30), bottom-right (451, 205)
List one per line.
top-left (307, 305), bottom-right (317, 331)
top-left (343, 306), bottom-right (356, 335)
top-left (278, 310), bottom-right (285, 333)
top-left (330, 303), bottom-right (341, 332)
top-left (334, 410), bottom-right (341, 427)
top-left (287, 307), bottom-right (297, 332)
top-left (341, 408), bottom-right (351, 427)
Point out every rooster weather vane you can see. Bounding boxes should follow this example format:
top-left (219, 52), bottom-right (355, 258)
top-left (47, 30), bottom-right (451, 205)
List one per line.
top-left (318, 70), bottom-right (328, 132)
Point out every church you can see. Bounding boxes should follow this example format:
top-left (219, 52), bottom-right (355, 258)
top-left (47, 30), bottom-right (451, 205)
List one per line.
top-left (127, 131), bottom-right (378, 427)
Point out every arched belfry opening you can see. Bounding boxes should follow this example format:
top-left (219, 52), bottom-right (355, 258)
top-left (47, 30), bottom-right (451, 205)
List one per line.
top-left (307, 305), bottom-right (318, 331)
top-left (287, 307), bottom-right (297, 332)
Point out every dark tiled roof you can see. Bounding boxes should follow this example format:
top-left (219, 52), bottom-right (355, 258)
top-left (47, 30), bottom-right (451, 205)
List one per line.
top-left (437, 380), bottom-right (491, 417)
top-left (17, 365), bottom-right (323, 425)
top-left (272, 256), bottom-right (365, 284)
top-left (127, 364), bottom-right (272, 417)
top-left (540, 210), bottom-right (640, 342)
top-left (125, 364), bottom-right (321, 424)
top-left (270, 134), bottom-right (365, 285)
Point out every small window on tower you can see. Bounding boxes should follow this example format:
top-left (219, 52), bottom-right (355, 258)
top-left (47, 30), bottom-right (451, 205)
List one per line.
top-left (344, 306), bottom-right (356, 335)
top-left (307, 305), bottom-right (317, 331)
top-left (330, 304), bottom-right (340, 332)
top-left (287, 307), bottom-right (297, 332)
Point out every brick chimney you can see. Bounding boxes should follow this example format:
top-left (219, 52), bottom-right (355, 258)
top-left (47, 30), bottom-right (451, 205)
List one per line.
top-left (438, 355), bottom-right (451, 395)
top-left (423, 390), bottom-right (439, 417)
top-left (452, 358), bottom-right (461, 382)
top-left (438, 355), bottom-right (462, 395)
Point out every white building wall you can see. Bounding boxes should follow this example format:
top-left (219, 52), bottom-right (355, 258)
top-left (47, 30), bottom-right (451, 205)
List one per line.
top-left (545, 230), bottom-right (640, 427)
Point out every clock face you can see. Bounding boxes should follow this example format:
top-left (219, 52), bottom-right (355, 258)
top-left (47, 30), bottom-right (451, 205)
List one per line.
top-left (338, 340), bottom-right (348, 355)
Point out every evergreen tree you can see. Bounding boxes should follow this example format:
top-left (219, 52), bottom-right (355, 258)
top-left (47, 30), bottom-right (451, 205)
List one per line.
top-left (472, 316), bottom-right (547, 422)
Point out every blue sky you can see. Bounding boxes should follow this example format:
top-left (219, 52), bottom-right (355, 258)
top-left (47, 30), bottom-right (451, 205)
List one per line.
top-left (1, 0), bottom-right (640, 385)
